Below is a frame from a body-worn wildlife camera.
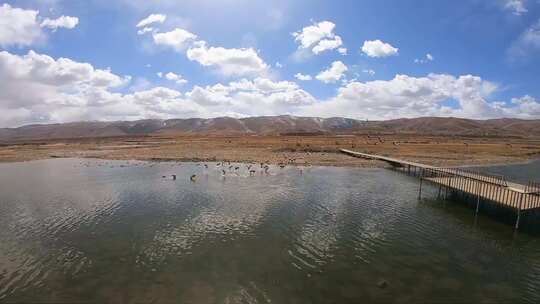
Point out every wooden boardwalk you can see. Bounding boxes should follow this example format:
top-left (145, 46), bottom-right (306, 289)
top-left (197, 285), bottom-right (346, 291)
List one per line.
top-left (340, 149), bottom-right (540, 229)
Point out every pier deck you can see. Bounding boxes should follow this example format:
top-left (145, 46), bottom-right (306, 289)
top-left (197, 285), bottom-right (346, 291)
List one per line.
top-left (340, 149), bottom-right (540, 228)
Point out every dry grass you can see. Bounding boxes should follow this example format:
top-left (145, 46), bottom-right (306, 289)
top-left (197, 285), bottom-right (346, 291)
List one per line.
top-left (1, 134), bottom-right (540, 167)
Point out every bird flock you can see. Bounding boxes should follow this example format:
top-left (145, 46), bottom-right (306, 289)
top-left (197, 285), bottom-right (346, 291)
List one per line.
top-left (73, 158), bottom-right (309, 182)
top-left (166, 160), bottom-right (309, 182)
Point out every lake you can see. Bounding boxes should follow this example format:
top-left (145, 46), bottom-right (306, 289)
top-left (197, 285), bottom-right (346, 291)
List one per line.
top-left (1, 158), bottom-right (540, 303)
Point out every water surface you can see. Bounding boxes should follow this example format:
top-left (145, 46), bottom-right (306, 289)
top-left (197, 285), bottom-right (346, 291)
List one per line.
top-left (475, 159), bottom-right (540, 184)
top-left (1, 158), bottom-right (540, 303)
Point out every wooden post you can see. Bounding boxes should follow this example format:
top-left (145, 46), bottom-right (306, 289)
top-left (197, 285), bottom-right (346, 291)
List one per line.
top-left (476, 192), bottom-right (481, 214)
top-left (472, 182), bottom-right (479, 221)
top-left (418, 169), bottom-right (423, 200)
top-left (515, 193), bottom-right (524, 230)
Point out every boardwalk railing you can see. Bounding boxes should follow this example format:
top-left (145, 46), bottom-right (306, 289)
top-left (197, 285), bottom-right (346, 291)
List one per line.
top-left (340, 149), bottom-right (540, 229)
top-left (436, 168), bottom-right (508, 187)
top-left (526, 182), bottom-right (540, 195)
top-left (420, 167), bottom-right (540, 211)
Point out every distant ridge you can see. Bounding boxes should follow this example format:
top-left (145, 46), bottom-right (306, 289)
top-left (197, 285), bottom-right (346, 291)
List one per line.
top-left (1, 116), bottom-right (540, 141)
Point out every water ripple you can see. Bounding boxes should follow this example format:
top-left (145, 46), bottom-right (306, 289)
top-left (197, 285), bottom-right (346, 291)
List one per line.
top-left (1, 159), bottom-right (540, 303)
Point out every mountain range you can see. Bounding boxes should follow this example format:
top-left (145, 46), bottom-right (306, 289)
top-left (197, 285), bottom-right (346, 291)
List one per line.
top-left (1, 116), bottom-right (540, 142)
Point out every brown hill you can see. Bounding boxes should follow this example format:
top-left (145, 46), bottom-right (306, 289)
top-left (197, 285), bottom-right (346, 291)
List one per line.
top-left (1, 116), bottom-right (539, 142)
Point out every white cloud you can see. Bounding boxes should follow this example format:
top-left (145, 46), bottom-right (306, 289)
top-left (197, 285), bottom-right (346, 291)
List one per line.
top-left (415, 53), bottom-right (435, 64)
top-left (0, 50), bottom-right (133, 126)
top-left (312, 35), bottom-right (343, 54)
top-left (303, 74), bottom-right (508, 119)
top-left (149, 27), bottom-right (270, 77)
top-left (275, 61), bottom-right (283, 68)
top-left (293, 21), bottom-right (334, 48)
top-left (1, 51), bottom-right (539, 127)
top-left (508, 95), bottom-right (540, 117)
top-left (294, 73), bottom-right (312, 81)
top-left (0, 4), bottom-right (78, 47)
top-left (0, 50), bottom-right (313, 126)
top-left (136, 14), bottom-right (166, 28)
top-left (361, 40), bottom-right (399, 58)
top-left (153, 28), bottom-right (197, 51)
top-left (158, 71), bottom-right (188, 85)
top-left (185, 78), bottom-right (315, 113)
top-left (316, 61), bottom-right (348, 83)
top-left (40, 15), bottom-right (79, 31)
top-left (0, 3), bottom-right (43, 47)
top-left (503, 0), bottom-right (527, 15)
top-left (292, 21), bottom-right (344, 55)
top-left (137, 27), bottom-right (154, 35)
top-left (338, 47), bottom-right (348, 55)
top-left (132, 87), bottom-right (181, 105)
top-left (186, 42), bottom-right (269, 77)
top-left (0, 50), bottom-right (128, 89)
top-left (508, 19), bottom-right (540, 59)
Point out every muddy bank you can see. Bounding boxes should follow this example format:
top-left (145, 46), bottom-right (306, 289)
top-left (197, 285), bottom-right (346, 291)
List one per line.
top-left (1, 134), bottom-right (539, 168)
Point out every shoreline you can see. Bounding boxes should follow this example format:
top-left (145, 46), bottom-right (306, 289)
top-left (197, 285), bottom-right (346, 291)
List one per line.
top-left (1, 134), bottom-right (539, 168)
top-left (1, 153), bottom-right (537, 170)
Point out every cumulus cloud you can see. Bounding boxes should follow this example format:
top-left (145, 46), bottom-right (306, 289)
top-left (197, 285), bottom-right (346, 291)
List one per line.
top-left (508, 95), bottom-right (540, 117)
top-left (0, 3), bottom-right (43, 47)
top-left (184, 78), bottom-right (316, 115)
top-left (0, 4), bottom-right (78, 47)
top-left (136, 14), bottom-right (166, 28)
top-left (316, 61), bottom-right (348, 83)
top-left (503, 0), bottom-right (527, 15)
top-left (186, 42), bottom-right (269, 77)
top-left (0, 50), bottom-right (202, 126)
top-left (294, 73), bottom-right (312, 81)
top-left (0, 50), bottom-right (132, 126)
top-left (0, 50), bottom-right (127, 89)
top-left (158, 71), bottom-right (188, 85)
top-left (361, 39), bottom-right (399, 58)
top-left (0, 50), bottom-right (311, 126)
top-left (40, 15), bottom-right (79, 31)
top-left (150, 28), bottom-right (270, 77)
top-left (179, 73), bottom-right (538, 121)
top-left (153, 28), bottom-right (197, 51)
top-left (312, 35), bottom-right (343, 54)
top-left (292, 21), bottom-right (344, 55)
top-left (1, 50), bottom-right (539, 127)
top-left (303, 74), bottom-right (509, 119)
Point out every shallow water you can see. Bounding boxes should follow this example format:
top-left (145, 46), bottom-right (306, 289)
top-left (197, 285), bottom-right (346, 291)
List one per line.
top-left (1, 158), bottom-right (540, 303)
top-left (475, 159), bottom-right (540, 184)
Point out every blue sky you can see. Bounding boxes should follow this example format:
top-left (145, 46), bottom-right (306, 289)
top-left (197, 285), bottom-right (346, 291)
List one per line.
top-left (0, 0), bottom-right (539, 127)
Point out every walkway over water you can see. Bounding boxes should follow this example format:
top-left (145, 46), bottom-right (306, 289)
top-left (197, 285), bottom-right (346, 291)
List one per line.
top-left (340, 149), bottom-right (540, 229)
